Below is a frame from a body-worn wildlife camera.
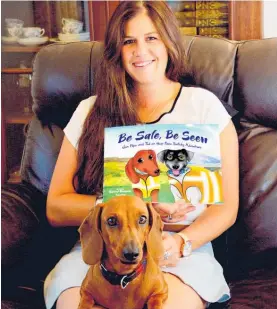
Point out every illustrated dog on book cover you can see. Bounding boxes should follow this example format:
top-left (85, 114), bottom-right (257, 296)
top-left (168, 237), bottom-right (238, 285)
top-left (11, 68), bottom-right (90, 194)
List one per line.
top-left (125, 149), bottom-right (160, 203)
top-left (158, 148), bottom-right (223, 223)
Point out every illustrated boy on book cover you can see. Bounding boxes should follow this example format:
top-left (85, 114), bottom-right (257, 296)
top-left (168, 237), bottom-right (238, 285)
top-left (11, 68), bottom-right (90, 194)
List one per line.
top-left (103, 124), bottom-right (223, 225)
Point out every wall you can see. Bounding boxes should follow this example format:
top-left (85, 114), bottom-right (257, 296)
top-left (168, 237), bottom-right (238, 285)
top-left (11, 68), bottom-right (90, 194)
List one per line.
top-left (263, 1), bottom-right (277, 38)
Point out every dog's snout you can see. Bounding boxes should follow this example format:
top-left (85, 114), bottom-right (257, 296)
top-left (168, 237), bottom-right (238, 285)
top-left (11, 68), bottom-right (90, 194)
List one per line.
top-left (123, 245), bottom-right (140, 262)
top-left (172, 165), bottom-right (179, 170)
top-left (154, 169), bottom-right (160, 175)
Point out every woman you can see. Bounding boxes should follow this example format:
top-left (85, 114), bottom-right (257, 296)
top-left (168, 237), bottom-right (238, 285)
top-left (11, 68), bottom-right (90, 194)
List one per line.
top-left (45, 1), bottom-right (239, 309)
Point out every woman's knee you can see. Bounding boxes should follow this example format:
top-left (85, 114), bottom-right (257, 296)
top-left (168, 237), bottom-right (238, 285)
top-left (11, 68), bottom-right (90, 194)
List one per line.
top-left (56, 287), bottom-right (104, 309)
top-left (162, 273), bottom-right (206, 309)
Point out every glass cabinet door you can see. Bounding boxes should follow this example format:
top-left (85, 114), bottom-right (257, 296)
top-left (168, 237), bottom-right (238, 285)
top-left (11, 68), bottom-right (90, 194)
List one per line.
top-left (1, 1), bottom-right (92, 184)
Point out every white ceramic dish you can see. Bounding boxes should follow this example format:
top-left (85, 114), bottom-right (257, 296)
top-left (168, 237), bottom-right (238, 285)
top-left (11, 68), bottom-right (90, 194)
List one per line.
top-left (2, 36), bottom-right (18, 44)
top-left (17, 36), bottom-right (49, 46)
top-left (58, 32), bottom-right (90, 42)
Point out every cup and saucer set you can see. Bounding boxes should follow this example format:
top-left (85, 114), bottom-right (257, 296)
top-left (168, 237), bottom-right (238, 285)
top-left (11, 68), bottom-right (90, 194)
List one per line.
top-left (2, 18), bottom-right (48, 46)
top-left (54, 18), bottom-right (90, 42)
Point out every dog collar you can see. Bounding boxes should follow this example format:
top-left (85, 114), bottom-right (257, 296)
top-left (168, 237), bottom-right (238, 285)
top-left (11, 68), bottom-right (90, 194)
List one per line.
top-left (100, 259), bottom-right (147, 289)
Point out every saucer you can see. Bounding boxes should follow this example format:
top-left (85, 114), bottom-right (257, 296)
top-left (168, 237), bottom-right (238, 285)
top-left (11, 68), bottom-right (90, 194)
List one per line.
top-left (17, 36), bottom-right (49, 46)
top-left (1, 36), bottom-right (18, 44)
top-left (58, 32), bottom-right (90, 42)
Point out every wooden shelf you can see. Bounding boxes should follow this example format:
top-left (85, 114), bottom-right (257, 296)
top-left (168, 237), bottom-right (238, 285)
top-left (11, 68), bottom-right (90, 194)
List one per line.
top-left (6, 112), bottom-right (32, 124)
top-left (2, 45), bottom-right (43, 53)
top-left (1, 68), bottom-right (33, 74)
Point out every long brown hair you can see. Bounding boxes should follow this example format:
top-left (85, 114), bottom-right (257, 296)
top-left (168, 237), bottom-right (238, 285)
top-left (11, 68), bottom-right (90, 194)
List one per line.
top-left (74, 1), bottom-right (187, 195)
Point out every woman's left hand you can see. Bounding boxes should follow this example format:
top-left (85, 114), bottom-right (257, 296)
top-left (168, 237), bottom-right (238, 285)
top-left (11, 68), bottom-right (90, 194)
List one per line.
top-left (159, 232), bottom-right (183, 268)
top-left (153, 199), bottom-right (195, 223)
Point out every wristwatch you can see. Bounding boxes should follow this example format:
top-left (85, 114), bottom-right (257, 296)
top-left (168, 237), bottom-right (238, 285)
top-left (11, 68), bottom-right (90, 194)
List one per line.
top-left (178, 232), bottom-right (192, 258)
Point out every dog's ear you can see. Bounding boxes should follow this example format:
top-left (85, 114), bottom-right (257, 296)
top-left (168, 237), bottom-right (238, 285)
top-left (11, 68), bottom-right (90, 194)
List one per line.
top-left (185, 149), bottom-right (194, 162)
top-left (157, 150), bottom-right (166, 163)
top-left (146, 203), bottom-right (164, 263)
top-left (78, 204), bottom-right (104, 265)
top-left (149, 149), bottom-right (156, 158)
top-left (125, 157), bottom-right (140, 183)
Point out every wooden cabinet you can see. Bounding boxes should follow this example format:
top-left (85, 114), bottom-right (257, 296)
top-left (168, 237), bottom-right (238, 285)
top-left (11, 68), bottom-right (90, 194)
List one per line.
top-left (88, 1), bottom-right (120, 41)
top-left (1, 1), bottom-right (92, 184)
top-left (1, 46), bottom-right (37, 184)
top-left (229, 1), bottom-right (262, 40)
top-left (1, 0), bottom-right (262, 184)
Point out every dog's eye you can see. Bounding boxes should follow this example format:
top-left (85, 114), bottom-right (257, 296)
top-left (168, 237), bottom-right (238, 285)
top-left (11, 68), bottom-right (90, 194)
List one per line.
top-left (178, 155), bottom-right (186, 160)
top-left (148, 154), bottom-right (153, 160)
top-left (138, 158), bottom-right (144, 163)
top-left (107, 217), bottom-right (118, 227)
top-left (167, 154), bottom-right (173, 160)
top-left (139, 215), bottom-right (147, 225)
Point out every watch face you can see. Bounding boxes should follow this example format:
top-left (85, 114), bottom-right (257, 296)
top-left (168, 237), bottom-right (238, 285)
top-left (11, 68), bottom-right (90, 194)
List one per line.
top-left (183, 240), bottom-right (192, 257)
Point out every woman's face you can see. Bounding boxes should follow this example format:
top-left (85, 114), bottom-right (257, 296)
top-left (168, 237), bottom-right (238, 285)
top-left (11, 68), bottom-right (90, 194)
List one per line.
top-left (121, 11), bottom-right (169, 86)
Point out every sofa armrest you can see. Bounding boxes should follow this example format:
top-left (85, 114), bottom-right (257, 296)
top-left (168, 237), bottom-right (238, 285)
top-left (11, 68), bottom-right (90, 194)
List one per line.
top-left (2, 181), bottom-right (79, 299)
top-left (1, 182), bottom-right (45, 268)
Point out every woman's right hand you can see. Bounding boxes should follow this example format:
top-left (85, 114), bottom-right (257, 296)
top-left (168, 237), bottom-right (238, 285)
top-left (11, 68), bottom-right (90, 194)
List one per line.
top-left (152, 199), bottom-right (195, 223)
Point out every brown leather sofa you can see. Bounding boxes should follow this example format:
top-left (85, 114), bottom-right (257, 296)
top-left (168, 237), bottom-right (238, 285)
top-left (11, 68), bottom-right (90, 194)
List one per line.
top-left (2, 36), bottom-right (277, 309)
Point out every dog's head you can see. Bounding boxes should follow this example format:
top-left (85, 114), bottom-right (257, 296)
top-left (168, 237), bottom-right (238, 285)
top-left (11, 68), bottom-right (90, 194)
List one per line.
top-left (125, 150), bottom-right (160, 183)
top-left (157, 149), bottom-right (194, 176)
top-left (79, 196), bottom-right (164, 273)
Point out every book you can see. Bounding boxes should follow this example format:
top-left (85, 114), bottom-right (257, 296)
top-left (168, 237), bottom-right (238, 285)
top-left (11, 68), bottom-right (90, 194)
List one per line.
top-left (196, 9), bottom-right (228, 19)
top-left (198, 26), bottom-right (228, 35)
top-left (196, 1), bottom-right (229, 10)
top-left (103, 124), bottom-right (223, 208)
top-left (196, 18), bottom-right (228, 27)
top-left (205, 34), bottom-right (229, 38)
top-left (167, 1), bottom-right (196, 12)
top-left (179, 27), bottom-right (197, 36)
top-left (176, 17), bottom-right (196, 27)
top-left (175, 11), bottom-right (196, 19)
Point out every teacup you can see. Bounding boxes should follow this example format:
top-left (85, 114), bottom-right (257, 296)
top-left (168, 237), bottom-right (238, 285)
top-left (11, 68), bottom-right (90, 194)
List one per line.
top-left (62, 18), bottom-right (83, 34)
top-left (6, 18), bottom-right (24, 37)
top-left (22, 27), bottom-right (45, 38)
top-left (5, 18), bottom-right (24, 28)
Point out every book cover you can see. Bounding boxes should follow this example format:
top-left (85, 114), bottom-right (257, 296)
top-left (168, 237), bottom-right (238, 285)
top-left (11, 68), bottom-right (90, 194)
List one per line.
top-left (205, 34), bottom-right (229, 39)
top-left (198, 26), bottom-right (228, 35)
top-left (176, 17), bottom-right (196, 27)
top-left (179, 27), bottom-right (197, 36)
top-left (196, 1), bottom-right (228, 11)
top-left (196, 18), bottom-right (228, 27)
top-left (175, 11), bottom-right (196, 19)
top-left (167, 1), bottom-right (196, 12)
top-left (104, 124), bottom-right (223, 210)
top-left (196, 9), bottom-right (228, 19)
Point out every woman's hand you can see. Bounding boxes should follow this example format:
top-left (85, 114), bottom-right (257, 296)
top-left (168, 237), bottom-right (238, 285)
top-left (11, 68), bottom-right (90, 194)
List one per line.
top-left (153, 199), bottom-right (195, 223)
top-left (159, 232), bottom-right (183, 267)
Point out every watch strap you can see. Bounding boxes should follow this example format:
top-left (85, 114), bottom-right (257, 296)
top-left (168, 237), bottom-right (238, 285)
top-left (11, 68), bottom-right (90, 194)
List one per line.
top-left (178, 231), bottom-right (192, 258)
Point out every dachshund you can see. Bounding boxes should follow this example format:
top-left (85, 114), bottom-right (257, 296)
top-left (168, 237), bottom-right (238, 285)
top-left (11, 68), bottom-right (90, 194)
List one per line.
top-left (78, 195), bottom-right (168, 309)
top-left (125, 150), bottom-right (160, 203)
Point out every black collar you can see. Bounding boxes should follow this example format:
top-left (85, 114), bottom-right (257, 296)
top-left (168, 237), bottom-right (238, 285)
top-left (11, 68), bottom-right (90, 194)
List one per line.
top-left (100, 259), bottom-right (147, 289)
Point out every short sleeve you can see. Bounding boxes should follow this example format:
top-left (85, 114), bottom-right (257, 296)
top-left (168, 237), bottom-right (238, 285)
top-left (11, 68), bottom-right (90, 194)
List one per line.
top-left (64, 96), bottom-right (96, 149)
top-left (203, 90), bottom-right (232, 133)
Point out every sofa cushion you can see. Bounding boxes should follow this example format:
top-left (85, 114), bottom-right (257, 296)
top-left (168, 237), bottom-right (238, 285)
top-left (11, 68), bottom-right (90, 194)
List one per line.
top-left (182, 36), bottom-right (237, 107)
top-left (229, 268), bottom-right (277, 309)
top-left (235, 38), bottom-right (277, 129)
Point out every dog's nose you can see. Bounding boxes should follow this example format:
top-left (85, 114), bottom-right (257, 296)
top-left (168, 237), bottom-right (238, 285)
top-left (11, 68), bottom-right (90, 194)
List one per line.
top-left (123, 247), bottom-right (139, 261)
top-left (172, 165), bottom-right (179, 170)
top-left (154, 169), bottom-right (160, 174)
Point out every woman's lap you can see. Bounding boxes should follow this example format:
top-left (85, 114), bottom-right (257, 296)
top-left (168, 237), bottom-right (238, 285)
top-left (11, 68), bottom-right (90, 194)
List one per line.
top-left (44, 241), bottom-right (229, 309)
top-left (56, 274), bottom-right (205, 309)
